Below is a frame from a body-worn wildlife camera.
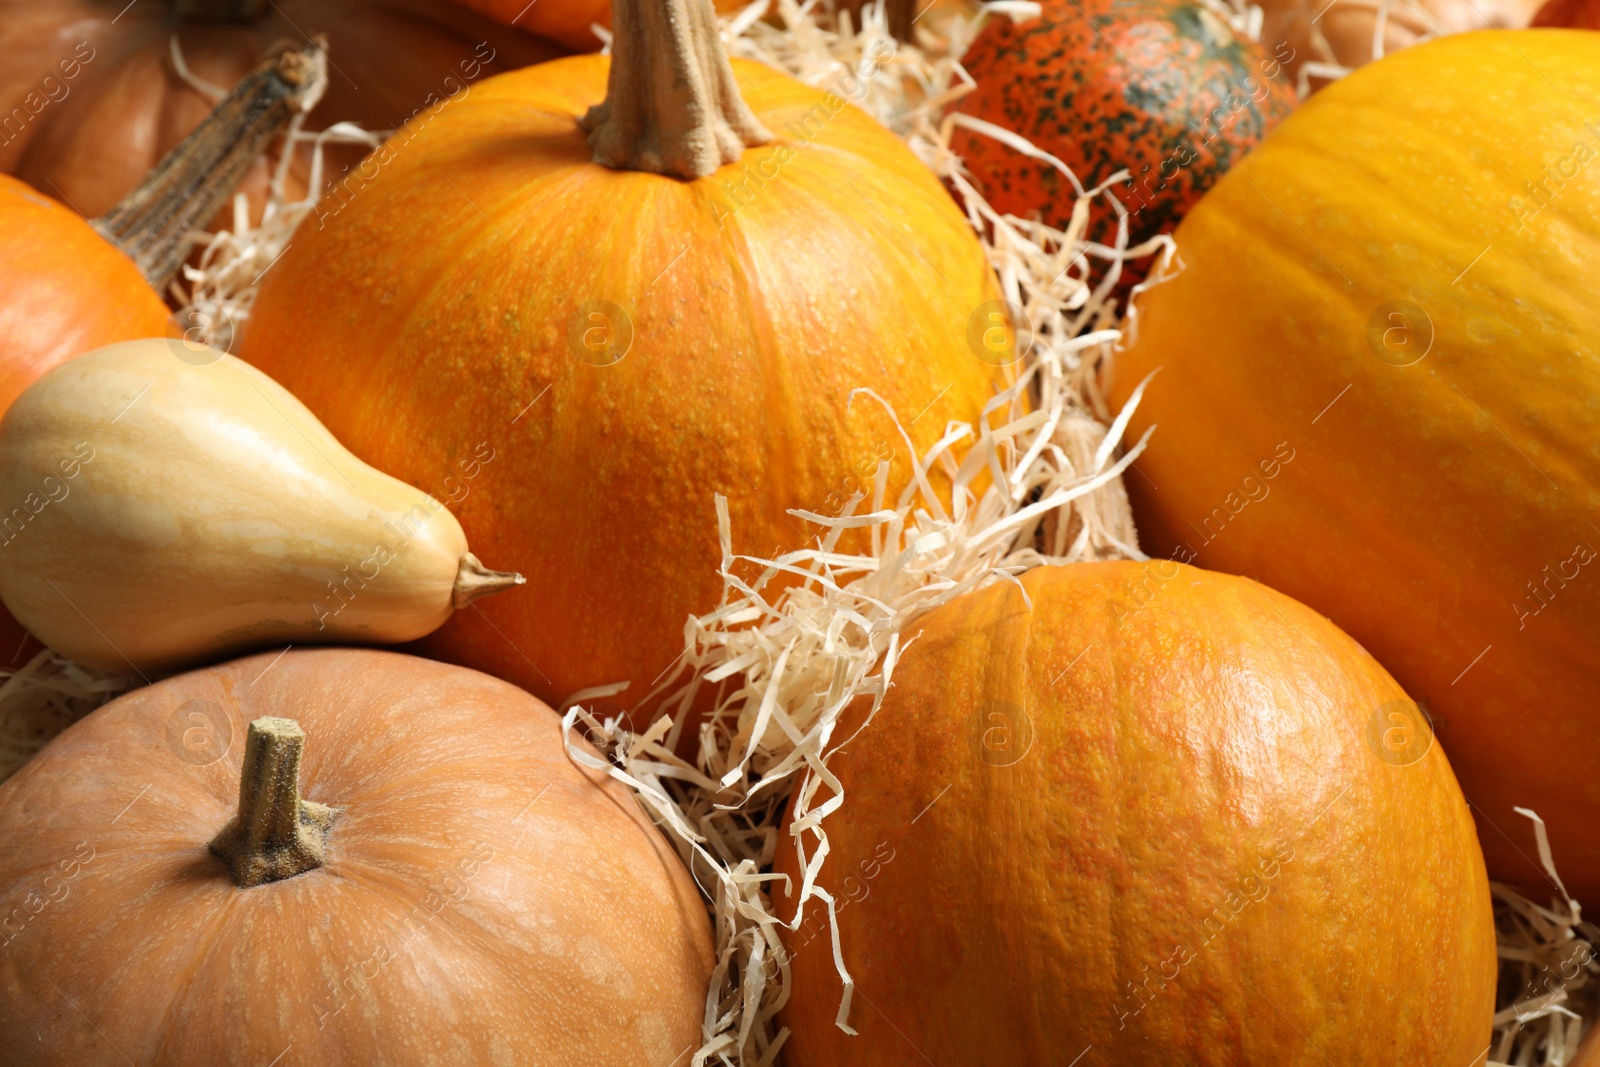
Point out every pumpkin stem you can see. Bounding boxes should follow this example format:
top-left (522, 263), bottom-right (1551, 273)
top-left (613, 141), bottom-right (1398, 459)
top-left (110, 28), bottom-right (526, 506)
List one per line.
top-left (579, 0), bottom-right (772, 179)
top-left (170, 0), bottom-right (270, 20)
top-left (452, 552), bottom-right (527, 608)
top-left (209, 717), bottom-right (337, 888)
top-left (91, 39), bottom-right (329, 289)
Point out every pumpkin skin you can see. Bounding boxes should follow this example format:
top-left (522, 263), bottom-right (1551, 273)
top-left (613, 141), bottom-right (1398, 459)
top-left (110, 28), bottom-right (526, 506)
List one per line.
top-left (951, 0), bottom-right (1296, 289)
top-left (0, 0), bottom-right (563, 223)
top-left (1107, 31), bottom-right (1600, 898)
top-left (1532, 0), bottom-right (1600, 27)
top-left (773, 561), bottom-right (1495, 1065)
top-left (241, 55), bottom-right (1010, 716)
top-left (442, 0), bottom-right (747, 51)
top-left (0, 175), bottom-right (169, 415)
top-left (0, 648), bottom-right (714, 1065)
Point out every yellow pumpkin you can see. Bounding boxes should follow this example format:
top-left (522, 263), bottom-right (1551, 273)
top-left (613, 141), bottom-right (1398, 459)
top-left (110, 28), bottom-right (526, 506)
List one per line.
top-left (1109, 30), bottom-right (1600, 898)
top-left (240, 0), bottom-right (1010, 717)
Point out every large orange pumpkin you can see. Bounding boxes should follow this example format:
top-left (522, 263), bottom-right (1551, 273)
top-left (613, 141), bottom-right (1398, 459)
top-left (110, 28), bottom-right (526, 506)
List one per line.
top-left (0, 0), bottom-right (563, 223)
top-left (773, 561), bottom-right (1496, 1064)
top-left (1108, 31), bottom-right (1600, 898)
top-left (241, 0), bottom-right (1010, 717)
top-left (0, 648), bottom-right (714, 1064)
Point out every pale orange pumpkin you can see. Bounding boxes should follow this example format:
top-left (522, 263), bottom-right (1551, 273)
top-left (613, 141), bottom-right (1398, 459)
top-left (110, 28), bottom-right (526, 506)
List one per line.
top-left (0, 0), bottom-right (563, 223)
top-left (0, 648), bottom-right (714, 1064)
top-left (773, 561), bottom-right (1495, 1064)
top-left (241, 0), bottom-right (1011, 718)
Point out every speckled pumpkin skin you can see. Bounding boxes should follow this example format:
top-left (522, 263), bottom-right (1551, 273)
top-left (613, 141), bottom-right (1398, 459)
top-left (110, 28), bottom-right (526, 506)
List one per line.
top-left (953, 0), bottom-right (1296, 287)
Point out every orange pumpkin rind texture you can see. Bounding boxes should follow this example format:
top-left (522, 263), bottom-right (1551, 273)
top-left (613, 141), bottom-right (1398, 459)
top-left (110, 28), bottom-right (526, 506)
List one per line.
top-left (774, 561), bottom-right (1496, 1066)
top-left (0, 649), bottom-right (714, 1066)
top-left (241, 54), bottom-right (1013, 718)
top-left (1109, 29), bottom-right (1600, 900)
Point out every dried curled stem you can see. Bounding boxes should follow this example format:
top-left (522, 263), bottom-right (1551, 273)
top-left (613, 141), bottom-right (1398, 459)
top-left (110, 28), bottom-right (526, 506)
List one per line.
top-left (92, 39), bottom-right (329, 288)
top-left (580, 0), bottom-right (771, 179)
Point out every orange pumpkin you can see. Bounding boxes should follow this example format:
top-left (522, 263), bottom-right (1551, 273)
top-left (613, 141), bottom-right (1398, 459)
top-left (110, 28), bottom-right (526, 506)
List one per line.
top-left (1532, 0), bottom-right (1600, 26)
top-left (0, 0), bottom-right (563, 223)
top-left (0, 174), bottom-right (168, 414)
top-left (1107, 29), bottom-right (1600, 899)
top-left (240, 0), bottom-right (1010, 717)
top-left (443, 0), bottom-right (749, 50)
top-left (0, 648), bottom-right (714, 1064)
top-left (773, 561), bottom-right (1495, 1064)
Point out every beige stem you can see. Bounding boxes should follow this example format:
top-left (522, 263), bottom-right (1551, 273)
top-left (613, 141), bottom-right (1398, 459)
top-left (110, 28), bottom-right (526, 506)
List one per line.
top-left (209, 717), bottom-right (337, 888)
top-left (92, 39), bottom-right (329, 289)
top-left (579, 0), bottom-right (772, 179)
top-left (452, 552), bottom-right (526, 609)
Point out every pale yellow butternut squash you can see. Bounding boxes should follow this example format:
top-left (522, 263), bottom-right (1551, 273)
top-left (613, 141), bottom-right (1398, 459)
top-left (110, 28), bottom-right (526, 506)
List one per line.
top-left (0, 340), bottom-right (521, 673)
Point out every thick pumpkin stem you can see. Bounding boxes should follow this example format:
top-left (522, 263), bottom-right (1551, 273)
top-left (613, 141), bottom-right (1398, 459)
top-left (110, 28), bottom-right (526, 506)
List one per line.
top-left (579, 0), bottom-right (772, 179)
top-left (92, 39), bottom-right (328, 289)
top-left (452, 552), bottom-right (527, 608)
top-left (209, 717), bottom-right (337, 888)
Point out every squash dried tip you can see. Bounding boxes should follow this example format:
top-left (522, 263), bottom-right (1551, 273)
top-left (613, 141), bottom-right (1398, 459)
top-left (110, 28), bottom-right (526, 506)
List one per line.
top-left (452, 552), bottom-right (526, 609)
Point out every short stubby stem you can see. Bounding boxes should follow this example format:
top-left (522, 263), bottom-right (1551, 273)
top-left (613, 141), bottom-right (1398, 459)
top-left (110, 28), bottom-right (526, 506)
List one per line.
top-left (579, 0), bottom-right (772, 179)
top-left (92, 39), bottom-right (329, 288)
top-left (452, 552), bottom-right (526, 609)
top-left (209, 717), bottom-right (337, 888)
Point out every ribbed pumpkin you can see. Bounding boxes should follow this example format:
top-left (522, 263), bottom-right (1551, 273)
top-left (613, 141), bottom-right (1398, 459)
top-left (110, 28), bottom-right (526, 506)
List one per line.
top-left (0, 0), bottom-right (561, 221)
top-left (1109, 30), bottom-right (1600, 898)
top-left (773, 561), bottom-right (1495, 1064)
top-left (241, 0), bottom-right (1010, 716)
top-left (0, 648), bottom-right (714, 1064)
top-left (951, 0), bottom-right (1295, 289)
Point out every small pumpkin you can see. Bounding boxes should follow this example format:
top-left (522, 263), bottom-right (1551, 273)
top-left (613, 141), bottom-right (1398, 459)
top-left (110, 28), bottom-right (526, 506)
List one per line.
top-left (0, 648), bottom-right (714, 1064)
top-left (950, 0), bottom-right (1296, 291)
top-left (0, 340), bottom-right (522, 674)
top-left (241, 0), bottom-right (1011, 715)
top-left (0, 0), bottom-right (563, 222)
top-left (774, 561), bottom-right (1495, 1064)
top-left (1108, 31), bottom-right (1600, 898)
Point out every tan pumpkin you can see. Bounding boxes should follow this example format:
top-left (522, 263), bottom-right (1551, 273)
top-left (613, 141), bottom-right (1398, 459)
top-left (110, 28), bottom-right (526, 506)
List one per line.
top-left (0, 648), bottom-right (714, 1064)
top-left (0, 0), bottom-right (563, 223)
